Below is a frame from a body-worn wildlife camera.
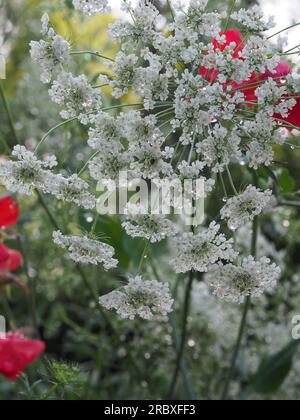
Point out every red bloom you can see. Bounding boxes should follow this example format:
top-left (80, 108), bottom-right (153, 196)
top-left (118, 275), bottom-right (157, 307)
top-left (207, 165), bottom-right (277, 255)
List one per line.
top-left (0, 243), bottom-right (22, 273)
top-left (0, 332), bottom-right (45, 381)
top-left (0, 196), bottom-right (19, 228)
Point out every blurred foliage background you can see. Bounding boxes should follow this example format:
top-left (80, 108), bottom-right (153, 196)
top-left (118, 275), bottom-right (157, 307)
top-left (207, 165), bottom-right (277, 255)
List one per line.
top-left (1, 0), bottom-right (300, 400)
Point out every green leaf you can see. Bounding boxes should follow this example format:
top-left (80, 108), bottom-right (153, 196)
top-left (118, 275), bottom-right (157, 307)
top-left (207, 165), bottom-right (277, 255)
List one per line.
top-left (250, 340), bottom-right (300, 394)
top-left (279, 169), bottom-right (296, 193)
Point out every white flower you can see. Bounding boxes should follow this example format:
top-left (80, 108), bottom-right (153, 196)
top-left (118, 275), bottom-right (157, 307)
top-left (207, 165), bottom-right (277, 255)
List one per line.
top-left (53, 230), bottom-right (118, 270)
top-left (207, 257), bottom-right (281, 304)
top-left (221, 186), bottom-right (273, 231)
top-left (99, 275), bottom-right (174, 321)
top-left (122, 204), bottom-right (177, 243)
top-left (231, 6), bottom-right (276, 32)
top-left (196, 125), bottom-right (242, 173)
top-left (255, 78), bottom-right (296, 117)
top-left (48, 72), bottom-right (102, 124)
top-left (30, 15), bottom-right (70, 83)
top-left (0, 145), bottom-right (57, 196)
top-left (171, 222), bottom-right (238, 273)
top-left (45, 174), bottom-right (96, 209)
top-left (109, 0), bottom-right (160, 49)
top-left (72, 0), bottom-right (110, 16)
top-left (88, 112), bottom-right (123, 151)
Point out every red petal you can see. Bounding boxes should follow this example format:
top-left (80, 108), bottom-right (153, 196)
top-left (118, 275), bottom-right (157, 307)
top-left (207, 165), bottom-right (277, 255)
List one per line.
top-left (201, 30), bottom-right (244, 83)
top-left (275, 98), bottom-right (300, 128)
top-left (0, 196), bottom-right (19, 228)
top-left (0, 243), bottom-right (22, 273)
top-left (213, 30), bottom-right (244, 53)
top-left (0, 333), bottom-right (45, 381)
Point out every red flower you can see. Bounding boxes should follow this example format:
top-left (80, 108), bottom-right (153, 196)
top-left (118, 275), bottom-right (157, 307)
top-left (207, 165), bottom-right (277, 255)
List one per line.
top-left (0, 332), bottom-right (45, 381)
top-left (0, 243), bottom-right (22, 273)
top-left (0, 196), bottom-right (19, 228)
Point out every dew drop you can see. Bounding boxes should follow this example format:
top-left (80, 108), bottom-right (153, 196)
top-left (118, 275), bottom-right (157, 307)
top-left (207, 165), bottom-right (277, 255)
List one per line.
top-left (222, 197), bottom-right (228, 203)
top-left (290, 145), bottom-right (295, 150)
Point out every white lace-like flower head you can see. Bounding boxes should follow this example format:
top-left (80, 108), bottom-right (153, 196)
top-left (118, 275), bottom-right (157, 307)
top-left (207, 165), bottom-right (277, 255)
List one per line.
top-left (53, 230), bottom-right (118, 270)
top-left (99, 275), bottom-right (174, 321)
top-left (207, 256), bottom-right (281, 303)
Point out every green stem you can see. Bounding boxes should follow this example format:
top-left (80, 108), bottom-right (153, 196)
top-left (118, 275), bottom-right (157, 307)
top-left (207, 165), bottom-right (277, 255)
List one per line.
top-left (0, 293), bottom-right (17, 330)
top-left (221, 216), bottom-right (259, 400)
top-left (42, 384), bottom-right (59, 400)
top-left (35, 117), bottom-right (78, 152)
top-left (168, 271), bottom-right (194, 399)
top-left (137, 240), bottom-right (151, 274)
top-left (279, 199), bottom-right (300, 208)
top-left (225, 0), bottom-right (237, 31)
top-left (35, 190), bottom-right (143, 378)
top-left (148, 254), bottom-right (196, 400)
top-left (166, 0), bottom-right (175, 20)
top-left (71, 50), bottom-right (115, 62)
top-left (17, 234), bottom-right (39, 337)
top-left (0, 82), bottom-right (19, 146)
top-left (226, 166), bottom-right (238, 196)
top-left (268, 22), bottom-right (300, 39)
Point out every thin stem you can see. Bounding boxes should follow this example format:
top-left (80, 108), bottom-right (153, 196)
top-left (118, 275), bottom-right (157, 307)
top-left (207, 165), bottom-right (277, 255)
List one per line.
top-left (0, 293), bottom-right (17, 330)
top-left (17, 234), bottom-right (39, 337)
top-left (137, 240), bottom-right (151, 274)
top-left (226, 166), bottom-right (238, 196)
top-left (221, 296), bottom-right (251, 400)
top-left (168, 271), bottom-right (194, 399)
top-left (279, 199), bottom-right (300, 208)
top-left (42, 384), bottom-right (59, 401)
top-left (35, 190), bottom-right (143, 378)
top-left (70, 50), bottom-right (115, 62)
top-left (220, 172), bottom-right (228, 198)
top-left (148, 254), bottom-right (196, 400)
top-left (221, 216), bottom-right (259, 400)
top-left (166, 0), bottom-right (175, 20)
top-left (268, 22), bottom-right (300, 39)
top-left (35, 117), bottom-right (78, 153)
top-left (102, 103), bottom-right (144, 112)
top-left (0, 82), bottom-right (19, 145)
top-left (225, 0), bottom-right (237, 31)
top-left (36, 190), bottom-right (60, 230)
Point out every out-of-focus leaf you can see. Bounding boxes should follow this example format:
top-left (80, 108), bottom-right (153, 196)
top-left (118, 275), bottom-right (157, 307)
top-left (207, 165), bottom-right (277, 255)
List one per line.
top-left (279, 169), bottom-right (296, 193)
top-left (250, 340), bottom-right (300, 394)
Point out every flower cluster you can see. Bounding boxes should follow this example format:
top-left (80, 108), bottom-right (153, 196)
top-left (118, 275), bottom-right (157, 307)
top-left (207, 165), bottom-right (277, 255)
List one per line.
top-left (30, 14), bottom-right (70, 84)
top-left (48, 72), bottom-right (102, 124)
top-left (1, 1), bottom-right (299, 323)
top-left (171, 222), bottom-right (238, 273)
top-left (99, 276), bottom-right (174, 321)
top-left (221, 186), bottom-right (273, 231)
top-left (53, 231), bottom-right (118, 270)
top-left (0, 146), bottom-right (95, 209)
top-left (206, 257), bottom-right (281, 304)
top-left (72, 0), bottom-right (110, 16)
top-left (122, 204), bottom-right (177, 243)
